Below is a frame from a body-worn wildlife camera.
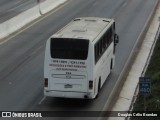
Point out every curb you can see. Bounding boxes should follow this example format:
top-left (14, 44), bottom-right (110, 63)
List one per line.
top-left (0, 0), bottom-right (68, 43)
top-left (98, 0), bottom-right (160, 119)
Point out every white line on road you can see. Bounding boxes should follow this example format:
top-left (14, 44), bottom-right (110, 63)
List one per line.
top-left (30, 46), bottom-right (43, 56)
top-left (38, 96), bottom-right (46, 105)
top-left (122, 2), bottom-right (127, 7)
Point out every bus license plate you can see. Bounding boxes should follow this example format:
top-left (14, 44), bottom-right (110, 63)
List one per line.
top-left (64, 84), bottom-right (72, 88)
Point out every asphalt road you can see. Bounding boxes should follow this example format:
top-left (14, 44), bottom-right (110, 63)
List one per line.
top-left (0, 0), bottom-right (36, 23)
top-left (0, 0), bottom-right (158, 119)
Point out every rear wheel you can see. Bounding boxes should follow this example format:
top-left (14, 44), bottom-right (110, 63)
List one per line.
top-left (96, 78), bottom-right (101, 98)
top-left (110, 59), bottom-right (113, 70)
top-left (98, 78), bottom-right (101, 92)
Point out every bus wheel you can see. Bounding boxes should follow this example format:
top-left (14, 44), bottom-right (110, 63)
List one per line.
top-left (96, 78), bottom-right (101, 99)
top-left (98, 78), bottom-right (101, 92)
top-left (110, 59), bottom-right (113, 70)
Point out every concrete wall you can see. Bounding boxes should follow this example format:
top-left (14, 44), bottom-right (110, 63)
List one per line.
top-left (39, 0), bottom-right (67, 14)
top-left (0, 4), bottom-right (40, 39)
top-left (0, 0), bottom-right (67, 39)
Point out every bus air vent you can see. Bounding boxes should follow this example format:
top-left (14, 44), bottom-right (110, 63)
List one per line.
top-left (103, 20), bottom-right (110, 22)
top-left (72, 29), bottom-right (87, 32)
top-left (85, 19), bottom-right (96, 22)
top-left (74, 18), bottom-right (81, 21)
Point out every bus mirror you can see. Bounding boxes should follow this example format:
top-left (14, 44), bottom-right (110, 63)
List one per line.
top-left (114, 34), bottom-right (119, 45)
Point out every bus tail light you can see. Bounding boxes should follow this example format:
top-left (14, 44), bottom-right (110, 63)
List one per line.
top-left (44, 78), bottom-right (48, 87)
top-left (89, 80), bottom-right (93, 89)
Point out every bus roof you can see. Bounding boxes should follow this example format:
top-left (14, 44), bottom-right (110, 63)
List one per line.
top-left (52, 17), bottom-right (114, 42)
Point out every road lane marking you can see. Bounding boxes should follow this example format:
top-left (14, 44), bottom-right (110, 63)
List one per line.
top-left (38, 96), bottom-right (46, 104)
top-left (122, 2), bottom-right (127, 7)
top-left (30, 46), bottom-right (43, 56)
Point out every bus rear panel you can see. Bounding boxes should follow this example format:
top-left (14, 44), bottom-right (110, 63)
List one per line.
top-left (44, 38), bottom-right (94, 99)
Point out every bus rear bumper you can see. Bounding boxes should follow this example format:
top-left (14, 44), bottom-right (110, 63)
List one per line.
top-left (44, 90), bottom-right (94, 99)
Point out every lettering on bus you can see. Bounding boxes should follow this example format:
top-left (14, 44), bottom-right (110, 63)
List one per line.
top-left (52, 60), bottom-right (68, 64)
top-left (49, 64), bottom-right (86, 68)
top-left (70, 61), bottom-right (85, 65)
top-left (52, 60), bottom-right (85, 65)
top-left (56, 68), bottom-right (77, 71)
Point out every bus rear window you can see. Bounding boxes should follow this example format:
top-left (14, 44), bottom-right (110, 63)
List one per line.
top-left (50, 38), bottom-right (89, 60)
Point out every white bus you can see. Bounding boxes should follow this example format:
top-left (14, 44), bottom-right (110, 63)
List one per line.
top-left (44, 17), bottom-right (119, 99)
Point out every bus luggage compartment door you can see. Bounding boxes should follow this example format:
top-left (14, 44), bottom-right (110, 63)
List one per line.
top-left (49, 70), bottom-right (88, 92)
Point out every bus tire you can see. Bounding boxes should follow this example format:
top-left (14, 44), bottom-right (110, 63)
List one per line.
top-left (98, 78), bottom-right (101, 92)
top-left (96, 78), bottom-right (101, 99)
top-left (110, 59), bottom-right (113, 70)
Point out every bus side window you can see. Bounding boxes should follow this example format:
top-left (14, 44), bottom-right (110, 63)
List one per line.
top-left (108, 27), bottom-right (113, 45)
top-left (95, 43), bottom-right (100, 63)
top-left (113, 22), bottom-right (115, 31)
top-left (97, 42), bottom-right (100, 56)
top-left (102, 36), bottom-right (105, 52)
top-left (104, 32), bottom-right (108, 49)
top-left (106, 30), bottom-right (110, 46)
top-left (95, 40), bottom-right (103, 64)
top-left (99, 38), bottom-right (103, 54)
top-left (95, 45), bottom-right (98, 63)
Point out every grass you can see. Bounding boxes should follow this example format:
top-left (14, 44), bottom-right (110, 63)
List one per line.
top-left (131, 33), bottom-right (160, 119)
